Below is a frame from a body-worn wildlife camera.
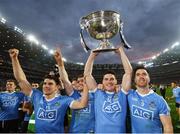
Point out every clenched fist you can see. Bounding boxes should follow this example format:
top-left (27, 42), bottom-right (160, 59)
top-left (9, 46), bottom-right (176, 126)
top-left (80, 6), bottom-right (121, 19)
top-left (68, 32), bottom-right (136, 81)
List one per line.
top-left (53, 48), bottom-right (63, 66)
top-left (9, 48), bottom-right (19, 59)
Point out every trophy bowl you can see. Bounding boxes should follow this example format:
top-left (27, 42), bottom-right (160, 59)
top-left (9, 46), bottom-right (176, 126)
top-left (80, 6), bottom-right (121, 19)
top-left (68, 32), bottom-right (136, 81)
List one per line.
top-left (80, 10), bottom-right (131, 52)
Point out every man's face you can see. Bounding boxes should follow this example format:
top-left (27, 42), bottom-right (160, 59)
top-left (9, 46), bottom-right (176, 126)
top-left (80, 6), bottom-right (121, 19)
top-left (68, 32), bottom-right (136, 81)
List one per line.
top-left (171, 82), bottom-right (176, 88)
top-left (6, 81), bottom-right (16, 92)
top-left (102, 74), bottom-right (117, 92)
top-left (77, 77), bottom-right (84, 91)
top-left (135, 69), bottom-right (150, 88)
top-left (43, 79), bottom-right (59, 96)
top-left (32, 83), bottom-right (39, 89)
top-left (72, 80), bottom-right (78, 89)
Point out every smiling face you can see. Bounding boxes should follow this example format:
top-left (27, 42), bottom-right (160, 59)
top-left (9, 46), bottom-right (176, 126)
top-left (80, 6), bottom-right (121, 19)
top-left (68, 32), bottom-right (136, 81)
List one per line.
top-left (76, 77), bottom-right (84, 91)
top-left (102, 73), bottom-right (117, 92)
top-left (6, 81), bottom-right (16, 92)
top-left (134, 69), bottom-right (150, 88)
top-left (42, 78), bottom-right (59, 96)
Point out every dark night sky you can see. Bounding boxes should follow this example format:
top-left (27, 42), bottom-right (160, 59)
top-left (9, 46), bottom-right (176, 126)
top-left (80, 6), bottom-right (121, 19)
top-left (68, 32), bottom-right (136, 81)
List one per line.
top-left (0, 0), bottom-right (180, 64)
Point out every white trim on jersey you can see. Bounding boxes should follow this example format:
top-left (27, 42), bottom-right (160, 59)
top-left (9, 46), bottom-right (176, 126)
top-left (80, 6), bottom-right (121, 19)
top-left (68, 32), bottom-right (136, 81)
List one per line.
top-left (69, 90), bottom-right (75, 96)
top-left (121, 88), bottom-right (128, 95)
top-left (69, 100), bottom-right (75, 108)
top-left (136, 89), bottom-right (154, 97)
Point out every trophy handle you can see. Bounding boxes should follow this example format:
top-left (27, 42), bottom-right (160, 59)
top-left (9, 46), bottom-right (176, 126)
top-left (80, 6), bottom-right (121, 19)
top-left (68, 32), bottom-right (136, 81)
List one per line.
top-left (119, 22), bottom-right (131, 49)
top-left (80, 29), bottom-right (91, 52)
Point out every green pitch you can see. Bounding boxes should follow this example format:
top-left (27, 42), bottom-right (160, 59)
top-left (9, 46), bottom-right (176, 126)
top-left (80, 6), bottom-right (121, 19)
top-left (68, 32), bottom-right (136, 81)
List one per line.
top-left (156, 87), bottom-right (180, 133)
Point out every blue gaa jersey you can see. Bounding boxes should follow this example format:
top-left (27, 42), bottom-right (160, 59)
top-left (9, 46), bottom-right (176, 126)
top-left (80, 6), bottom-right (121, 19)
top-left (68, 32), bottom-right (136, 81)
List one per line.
top-left (69, 90), bottom-right (95, 133)
top-left (0, 91), bottom-right (24, 120)
top-left (173, 87), bottom-right (180, 103)
top-left (31, 89), bottom-right (74, 133)
top-left (94, 89), bottom-right (127, 133)
top-left (128, 89), bottom-right (170, 133)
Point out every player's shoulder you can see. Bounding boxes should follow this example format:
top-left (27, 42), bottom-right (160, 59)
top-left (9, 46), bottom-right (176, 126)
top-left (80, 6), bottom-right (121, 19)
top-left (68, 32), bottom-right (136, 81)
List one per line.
top-left (58, 94), bottom-right (74, 101)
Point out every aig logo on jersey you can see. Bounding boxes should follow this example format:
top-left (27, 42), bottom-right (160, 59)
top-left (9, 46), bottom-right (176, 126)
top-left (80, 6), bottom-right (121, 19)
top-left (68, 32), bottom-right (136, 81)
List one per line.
top-left (37, 108), bottom-right (57, 120)
top-left (132, 105), bottom-right (154, 120)
top-left (102, 101), bottom-right (121, 113)
top-left (2, 97), bottom-right (18, 107)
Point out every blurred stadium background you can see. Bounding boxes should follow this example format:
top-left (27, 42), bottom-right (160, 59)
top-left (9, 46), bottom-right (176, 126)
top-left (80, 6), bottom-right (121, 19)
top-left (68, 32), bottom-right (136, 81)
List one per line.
top-left (0, 16), bottom-right (180, 132)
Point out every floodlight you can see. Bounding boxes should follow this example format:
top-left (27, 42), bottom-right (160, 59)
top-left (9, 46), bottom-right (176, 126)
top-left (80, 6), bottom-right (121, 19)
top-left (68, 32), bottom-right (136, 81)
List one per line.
top-left (26, 34), bottom-right (39, 45)
top-left (152, 56), bottom-right (157, 60)
top-left (49, 49), bottom-right (54, 54)
top-left (162, 63), bottom-right (169, 66)
top-left (42, 44), bottom-right (48, 50)
top-left (62, 57), bottom-right (67, 62)
top-left (163, 48), bottom-right (169, 53)
top-left (138, 61), bottom-right (143, 64)
top-left (144, 62), bottom-right (153, 68)
top-left (14, 26), bottom-right (23, 34)
top-left (76, 62), bottom-right (84, 65)
top-left (0, 18), bottom-right (6, 24)
top-left (171, 42), bottom-right (179, 49)
top-left (172, 61), bottom-right (178, 64)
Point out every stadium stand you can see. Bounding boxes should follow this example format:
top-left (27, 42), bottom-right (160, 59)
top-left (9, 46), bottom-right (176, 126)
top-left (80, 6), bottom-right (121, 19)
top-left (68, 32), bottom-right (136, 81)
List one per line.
top-left (0, 21), bottom-right (180, 90)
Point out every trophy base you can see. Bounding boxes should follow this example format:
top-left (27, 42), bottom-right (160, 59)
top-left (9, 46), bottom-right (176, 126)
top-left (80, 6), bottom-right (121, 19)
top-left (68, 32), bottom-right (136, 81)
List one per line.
top-left (93, 48), bottom-right (117, 52)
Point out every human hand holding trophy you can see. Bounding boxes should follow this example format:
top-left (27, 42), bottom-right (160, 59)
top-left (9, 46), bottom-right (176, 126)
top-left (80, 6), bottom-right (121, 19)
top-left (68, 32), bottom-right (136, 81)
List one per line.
top-left (80, 10), bottom-right (131, 53)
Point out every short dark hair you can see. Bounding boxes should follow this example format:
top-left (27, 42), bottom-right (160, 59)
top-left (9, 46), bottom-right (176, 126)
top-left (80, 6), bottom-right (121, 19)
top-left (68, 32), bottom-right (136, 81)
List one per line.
top-left (71, 78), bottom-right (77, 82)
top-left (103, 70), bottom-right (117, 78)
top-left (44, 74), bottom-right (60, 85)
top-left (77, 74), bottom-right (84, 79)
top-left (6, 79), bottom-right (17, 86)
top-left (133, 66), bottom-right (150, 80)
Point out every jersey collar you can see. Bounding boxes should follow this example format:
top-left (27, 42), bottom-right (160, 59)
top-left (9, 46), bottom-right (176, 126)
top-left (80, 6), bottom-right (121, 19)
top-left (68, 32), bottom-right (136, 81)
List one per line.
top-left (136, 89), bottom-right (154, 97)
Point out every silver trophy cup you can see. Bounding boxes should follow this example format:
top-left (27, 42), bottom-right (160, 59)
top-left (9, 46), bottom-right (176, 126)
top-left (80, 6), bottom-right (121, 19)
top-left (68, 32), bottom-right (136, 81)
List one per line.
top-left (80, 10), bottom-right (131, 52)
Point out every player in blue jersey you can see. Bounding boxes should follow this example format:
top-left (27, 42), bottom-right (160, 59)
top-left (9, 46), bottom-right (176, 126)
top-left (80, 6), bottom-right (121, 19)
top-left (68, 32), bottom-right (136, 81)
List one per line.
top-left (128, 66), bottom-right (173, 133)
top-left (54, 49), bottom-right (95, 133)
top-left (84, 46), bottom-right (132, 133)
top-left (0, 79), bottom-right (25, 132)
top-left (9, 48), bottom-right (88, 133)
top-left (169, 82), bottom-right (180, 128)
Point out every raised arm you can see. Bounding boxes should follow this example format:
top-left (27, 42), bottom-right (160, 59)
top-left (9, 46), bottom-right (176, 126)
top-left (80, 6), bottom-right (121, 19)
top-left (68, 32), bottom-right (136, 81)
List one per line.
top-left (70, 79), bottom-right (88, 109)
top-left (9, 49), bottom-right (32, 96)
top-left (116, 46), bottom-right (132, 92)
top-left (84, 52), bottom-right (98, 90)
top-left (54, 49), bottom-right (73, 95)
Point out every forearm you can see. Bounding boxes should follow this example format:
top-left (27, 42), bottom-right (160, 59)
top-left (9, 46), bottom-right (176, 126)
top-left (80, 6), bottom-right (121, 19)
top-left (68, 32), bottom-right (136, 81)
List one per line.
top-left (11, 57), bottom-right (27, 82)
top-left (79, 86), bottom-right (88, 107)
top-left (58, 66), bottom-right (70, 83)
top-left (71, 86), bottom-right (88, 109)
top-left (160, 115), bottom-right (173, 134)
top-left (58, 66), bottom-right (73, 95)
top-left (118, 48), bottom-right (132, 91)
top-left (84, 54), bottom-right (95, 77)
top-left (118, 48), bottom-right (132, 74)
top-left (163, 126), bottom-right (173, 133)
top-left (84, 54), bottom-right (97, 90)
